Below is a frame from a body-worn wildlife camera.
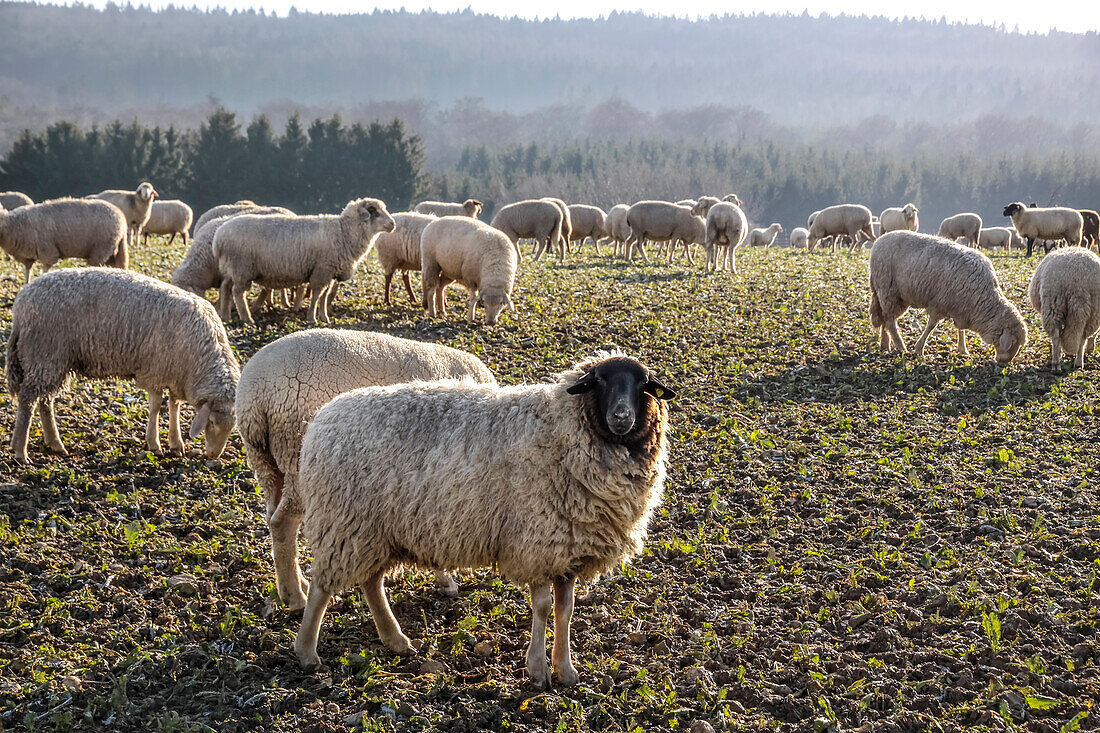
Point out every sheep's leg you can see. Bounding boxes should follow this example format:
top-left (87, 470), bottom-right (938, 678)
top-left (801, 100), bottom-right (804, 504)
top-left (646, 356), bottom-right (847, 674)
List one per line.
top-left (364, 572), bottom-right (412, 653)
top-left (291, 286), bottom-right (308, 310)
top-left (880, 326), bottom-right (892, 352)
top-left (593, 236), bottom-right (602, 255)
top-left (145, 390), bottom-right (164, 454)
top-left (885, 319), bottom-right (906, 353)
top-left (1050, 332), bottom-right (1063, 371)
top-left (270, 500), bottom-right (309, 610)
top-left (294, 583), bottom-right (333, 669)
top-left (437, 278), bottom-right (451, 318)
top-left (552, 576), bottom-right (579, 686)
top-left (38, 395), bottom-right (66, 455)
top-left (280, 289), bottom-right (291, 309)
top-left (324, 282), bottom-right (339, 321)
top-left (22, 261), bottom-right (33, 283)
top-left (306, 276), bottom-right (331, 325)
top-left (1074, 339), bottom-right (1086, 370)
top-left (251, 287), bottom-right (271, 313)
top-left (526, 583), bottom-right (553, 689)
top-left (913, 316), bottom-right (942, 357)
top-left (1086, 335), bottom-right (1096, 355)
top-left (433, 570), bottom-right (459, 596)
top-left (956, 329), bottom-right (970, 357)
top-left (683, 241), bottom-right (695, 265)
top-left (383, 272), bottom-right (394, 306)
top-left (217, 280), bottom-right (234, 321)
top-left (11, 390), bottom-right (38, 464)
top-left (465, 290), bottom-right (479, 324)
top-left (402, 272), bottom-right (417, 305)
top-left (231, 282), bottom-right (255, 326)
top-left (167, 395), bottom-right (184, 455)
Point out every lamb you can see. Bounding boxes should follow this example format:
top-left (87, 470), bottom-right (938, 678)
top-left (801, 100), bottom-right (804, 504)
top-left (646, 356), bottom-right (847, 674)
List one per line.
top-left (91, 182), bottom-right (158, 249)
top-left (566, 204), bottom-right (607, 254)
top-left (937, 212), bottom-right (983, 247)
top-left (236, 328), bottom-right (496, 609)
top-left (790, 226), bottom-right (809, 249)
top-left (0, 192), bottom-right (33, 210)
top-left (869, 231), bottom-right (1027, 364)
top-left (1028, 247), bottom-right (1100, 370)
top-left (606, 204), bottom-right (631, 257)
top-left (489, 199), bottom-right (564, 261)
top-left (421, 216), bottom-right (517, 324)
top-left (977, 226), bottom-right (1023, 252)
top-left (880, 204), bottom-right (919, 234)
top-left (414, 199), bottom-right (483, 218)
top-left (6, 268), bottom-right (239, 463)
top-left (372, 211), bottom-right (438, 306)
top-left (748, 222), bottom-right (783, 248)
top-left (213, 197), bottom-right (395, 326)
top-left (625, 201), bottom-right (704, 262)
top-left (698, 200), bottom-right (748, 273)
top-left (0, 198), bottom-right (128, 282)
top-left (141, 199), bottom-right (194, 246)
top-left (807, 204), bottom-right (875, 253)
top-left (171, 206), bottom-right (294, 298)
top-left (1077, 209), bottom-right (1098, 250)
top-left (1003, 202), bottom-right (1084, 257)
top-left (292, 352), bottom-right (675, 688)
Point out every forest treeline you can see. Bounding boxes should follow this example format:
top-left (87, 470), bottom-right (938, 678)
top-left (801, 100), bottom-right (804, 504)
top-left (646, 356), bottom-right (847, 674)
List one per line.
top-left (3, 109), bottom-right (1098, 233)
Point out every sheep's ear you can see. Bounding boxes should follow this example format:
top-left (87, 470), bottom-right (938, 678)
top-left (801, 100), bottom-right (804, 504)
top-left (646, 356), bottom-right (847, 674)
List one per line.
top-left (189, 403), bottom-right (211, 439)
top-left (642, 376), bottom-right (677, 401)
top-left (566, 371), bottom-right (597, 395)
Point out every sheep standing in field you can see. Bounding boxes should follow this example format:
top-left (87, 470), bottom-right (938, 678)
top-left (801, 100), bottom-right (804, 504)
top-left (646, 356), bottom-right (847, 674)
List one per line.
top-left (414, 199), bottom-right (482, 218)
top-left (214, 198), bottom-right (395, 326)
top-left (292, 352), bottom-right (676, 688)
top-left (236, 328), bottom-right (496, 609)
top-left (194, 201), bottom-right (266, 235)
top-left (748, 222), bottom-right (783, 248)
top-left (0, 198), bottom-right (127, 282)
top-left (808, 204), bottom-right (875, 253)
top-left (171, 205), bottom-right (294, 298)
top-left (880, 204), bottom-right (919, 234)
top-left (790, 227), bottom-right (809, 249)
top-left (6, 268), bottom-right (239, 463)
top-left (490, 199), bottom-right (564, 261)
top-left (606, 204), bottom-right (631, 257)
top-left (869, 231), bottom-right (1027, 364)
top-left (625, 201), bottom-right (704, 263)
top-left (1028, 247), bottom-right (1100, 370)
top-left (142, 199), bottom-right (194, 246)
top-left (937, 212), bottom-right (983, 247)
top-left (1003, 202), bottom-right (1084, 257)
top-left (374, 211), bottom-right (437, 306)
top-left (698, 200), bottom-right (748, 273)
top-left (91, 182), bottom-right (158, 250)
top-left (421, 216), bottom-right (517, 324)
top-left (0, 192), bottom-right (33, 210)
top-left (1077, 209), bottom-right (1098, 250)
top-left (567, 204), bottom-right (607, 254)
top-left (542, 197), bottom-right (573, 259)
top-left (977, 227), bottom-right (1023, 252)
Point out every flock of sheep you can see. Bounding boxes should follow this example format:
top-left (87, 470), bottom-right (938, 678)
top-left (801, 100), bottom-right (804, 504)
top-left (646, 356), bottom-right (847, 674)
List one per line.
top-left (0, 181), bottom-right (1097, 689)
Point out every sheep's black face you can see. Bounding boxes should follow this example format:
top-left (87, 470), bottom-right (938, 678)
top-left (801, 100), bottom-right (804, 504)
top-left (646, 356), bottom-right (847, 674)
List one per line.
top-left (1003, 203), bottom-right (1024, 217)
top-left (567, 357), bottom-right (676, 436)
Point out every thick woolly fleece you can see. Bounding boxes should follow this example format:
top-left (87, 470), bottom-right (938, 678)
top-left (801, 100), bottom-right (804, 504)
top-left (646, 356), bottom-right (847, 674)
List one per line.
top-left (0, 198), bottom-right (127, 280)
top-left (1029, 247), bottom-right (1100, 367)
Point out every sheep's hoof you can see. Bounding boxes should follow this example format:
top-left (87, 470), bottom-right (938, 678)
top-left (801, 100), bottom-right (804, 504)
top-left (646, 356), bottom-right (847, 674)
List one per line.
top-left (45, 442), bottom-right (68, 455)
top-left (382, 633), bottom-right (414, 655)
top-left (295, 647), bottom-right (323, 671)
top-left (555, 664), bottom-right (580, 687)
top-left (527, 662), bottom-right (552, 690)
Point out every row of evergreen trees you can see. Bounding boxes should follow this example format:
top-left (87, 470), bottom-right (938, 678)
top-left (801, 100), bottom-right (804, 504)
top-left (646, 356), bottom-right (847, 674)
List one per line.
top-left (0, 109), bottom-right (425, 215)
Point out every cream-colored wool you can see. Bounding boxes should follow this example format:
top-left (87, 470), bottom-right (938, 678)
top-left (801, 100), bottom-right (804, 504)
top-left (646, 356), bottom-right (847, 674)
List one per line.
top-left (92, 182), bottom-right (157, 250)
top-left (748, 222), bottom-right (783, 248)
top-left (625, 201), bottom-right (705, 263)
top-left (541, 197), bottom-right (572, 259)
top-left (421, 216), bottom-right (517, 324)
top-left (7, 268), bottom-right (238, 463)
top-left (700, 201), bottom-right (748, 273)
top-left (1028, 247), bottom-right (1100, 370)
top-left (977, 226), bottom-right (1023, 252)
top-left (567, 204), bottom-right (608, 254)
top-left (869, 231), bottom-right (1027, 364)
top-left (880, 203), bottom-right (920, 234)
top-left (0, 198), bottom-right (127, 282)
top-left (490, 199), bottom-right (564, 261)
top-left (790, 227), bottom-right (809, 249)
top-left (1003, 202), bottom-right (1084, 255)
top-left (937, 212), bottom-right (983, 247)
top-left (372, 211), bottom-right (437, 306)
top-left (141, 199), bottom-right (194, 246)
top-left (0, 192), bottom-right (33, 210)
top-left (194, 201), bottom-right (271, 235)
top-left (807, 204), bottom-right (874, 252)
top-left (414, 199), bottom-right (482, 218)
top-left (606, 204), bottom-right (631, 257)
top-left (172, 206), bottom-right (294, 297)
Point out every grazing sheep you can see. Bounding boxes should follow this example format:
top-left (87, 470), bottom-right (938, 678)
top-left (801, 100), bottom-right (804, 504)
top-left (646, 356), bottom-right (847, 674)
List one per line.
top-left (373, 211), bottom-right (437, 306)
top-left (567, 204), bottom-right (607, 254)
top-left (91, 182), bottom-right (158, 249)
top-left (421, 216), bottom-right (517, 324)
top-left (0, 192), bottom-right (33, 210)
top-left (606, 204), bottom-right (631, 257)
top-left (236, 328), bottom-right (496, 609)
top-left (790, 227), bottom-right (809, 249)
top-left (1003, 202), bottom-right (1085, 257)
top-left (542, 197), bottom-right (572, 258)
top-left (748, 222), bottom-right (783, 248)
top-left (1078, 209), bottom-right (1099, 250)
top-left (880, 204), bottom-right (920, 234)
top-left (414, 199), bottom-right (483, 218)
top-left (657, 210), bottom-right (706, 264)
top-left (213, 198), bottom-right (395, 326)
top-left (194, 201), bottom-right (269, 236)
top-left (6, 268), bottom-right (239, 463)
top-left (977, 226), bottom-right (1023, 252)
top-left (808, 204), bottom-right (875, 253)
top-left (869, 231), bottom-right (1027, 364)
top-left (142, 199), bottom-right (194, 246)
top-left (171, 206), bottom-right (294, 298)
top-left (490, 199), bottom-right (564, 261)
top-left (0, 198), bottom-right (127, 282)
top-left (699, 201), bottom-right (748, 273)
top-left (937, 213), bottom-right (983, 247)
top-left (625, 201), bottom-right (703, 263)
top-left (293, 352), bottom-right (676, 689)
top-left (1028, 247), bottom-right (1100, 370)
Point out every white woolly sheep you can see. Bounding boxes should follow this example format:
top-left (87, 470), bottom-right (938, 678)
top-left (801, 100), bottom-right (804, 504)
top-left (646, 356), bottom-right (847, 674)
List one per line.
top-left (373, 211), bottom-right (437, 306)
top-left (142, 199), bottom-right (194, 246)
top-left (880, 203), bottom-right (919, 234)
top-left (808, 204), bottom-right (875, 253)
top-left (1003, 202), bottom-right (1085, 257)
top-left (421, 216), bottom-right (517, 324)
top-left (748, 222), bottom-right (783, 248)
top-left (414, 199), bottom-right (483, 218)
top-left (790, 227), bottom-right (809, 249)
top-left (0, 192), bottom-right (33, 210)
top-left (937, 212), bottom-right (983, 247)
top-left (194, 201), bottom-right (265, 236)
top-left (699, 201), bottom-right (748, 273)
top-left (1028, 247), bottom-right (1100, 370)
top-left (7, 268), bottom-right (239, 463)
top-left (236, 328), bottom-right (496, 609)
top-left (292, 353), bottom-right (675, 688)
top-left (977, 226), bottom-right (1023, 252)
top-left (489, 199), bottom-right (564, 261)
top-left (869, 231), bottom-right (1027, 364)
top-left (213, 198), bottom-right (395, 326)
top-left (723, 193), bottom-right (743, 207)
top-left (0, 198), bottom-right (128, 282)
top-left (91, 182), bottom-right (158, 249)
top-left (541, 197), bottom-right (573, 259)
top-left (625, 201), bottom-right (703, 262)
top-left (606, 204), bottom-right (631, 257)
top-left (567, 204), bottom-right (607, 254)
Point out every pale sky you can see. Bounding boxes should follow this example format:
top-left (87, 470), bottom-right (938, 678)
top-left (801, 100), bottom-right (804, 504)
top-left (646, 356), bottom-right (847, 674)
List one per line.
top-left (38, 0), bottom-right (1100, 33)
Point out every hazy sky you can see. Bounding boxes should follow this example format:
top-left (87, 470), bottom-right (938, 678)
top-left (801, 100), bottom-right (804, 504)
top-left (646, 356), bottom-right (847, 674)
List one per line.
top-left (40, 0), bottom-right (1100, 33)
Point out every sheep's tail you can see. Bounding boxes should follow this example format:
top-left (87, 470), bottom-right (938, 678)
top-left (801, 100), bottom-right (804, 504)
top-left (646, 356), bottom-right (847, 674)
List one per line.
top-left (869, 284), bottom-right (884, 329)
top-left (1046, 291), bottom-right (1083, 342)
top-left (240, 414), bottom-right (285, 509)
top-left (5, 320), bottom-right (22, 398)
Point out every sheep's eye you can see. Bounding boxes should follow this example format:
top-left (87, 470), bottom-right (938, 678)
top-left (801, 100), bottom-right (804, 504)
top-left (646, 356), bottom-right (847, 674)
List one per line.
top-left (367, 206), bottom-right (377, 216)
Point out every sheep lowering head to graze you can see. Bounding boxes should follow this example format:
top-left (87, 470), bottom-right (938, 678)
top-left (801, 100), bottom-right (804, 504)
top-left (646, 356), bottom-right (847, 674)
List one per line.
top-left (421, 216), bottom-right (517, 324)
top-left (1003, 202), bottom-right (1084, 257)
top-left (808, 204), bottom-right (875, 253)
top-left (414, 199), bottom-right (483, 218)
top-left (880, 204), bottom-right (919, 234)
top-left (869, 231), bottom-right (1027, 364)
top-left (566, 204), bottom-right (608, 254)
top-left (373, 211), bottom-right (437, 306)
top-left (937, 212), bottom-right (983, 247)
top-left (625, 201), bottom-right (703, 263)
top-left (213, 197), bottom-right (395, 326)
top-left (292, 352), bottom-right (676, 688)
top-left (7, 268), bottom-right (239, 463)
top-left (490, 199), bottom-right (564, 261)
top-left (1029, 247), bottom-right (1100, 370)
top-left (0, 198), bottom-right (128, 282)
top-left (790, 227), bottom-right (809, 249)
